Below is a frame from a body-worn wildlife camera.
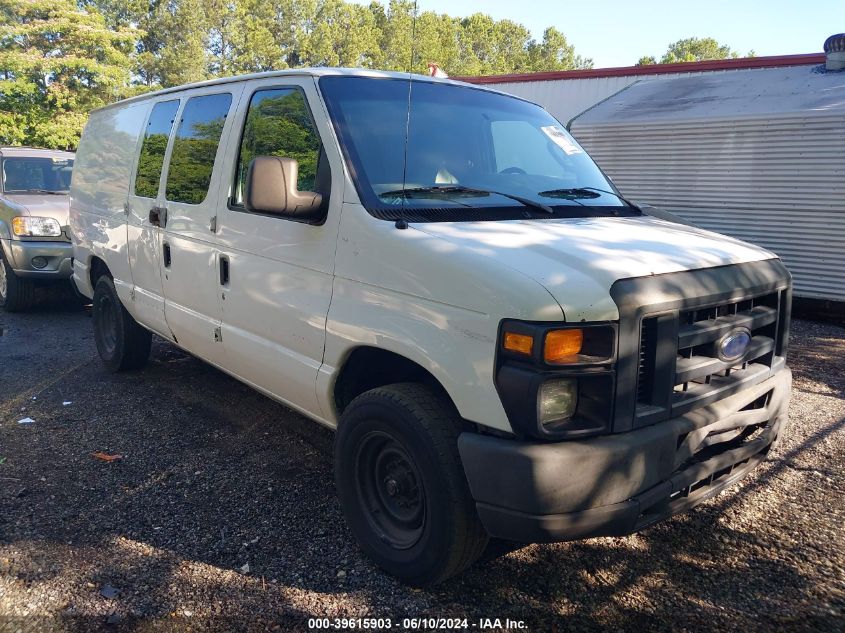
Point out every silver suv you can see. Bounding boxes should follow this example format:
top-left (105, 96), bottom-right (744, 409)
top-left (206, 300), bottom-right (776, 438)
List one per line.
top-left (0, 147), bottom-right (75, 311)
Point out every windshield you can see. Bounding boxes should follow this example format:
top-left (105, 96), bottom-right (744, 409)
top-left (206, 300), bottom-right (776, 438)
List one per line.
top-left (319, 76), bottom-right (635, 222)
top-left (1, 157), bottom-right (74, 194)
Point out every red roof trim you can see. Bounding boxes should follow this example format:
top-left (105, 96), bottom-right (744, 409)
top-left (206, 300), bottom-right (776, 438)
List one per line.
top-left (456, 53), bottom-right (826, 85)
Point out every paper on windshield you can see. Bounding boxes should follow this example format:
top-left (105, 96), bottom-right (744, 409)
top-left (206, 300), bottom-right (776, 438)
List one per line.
top-left (541, 126), bottom-right (583, 155)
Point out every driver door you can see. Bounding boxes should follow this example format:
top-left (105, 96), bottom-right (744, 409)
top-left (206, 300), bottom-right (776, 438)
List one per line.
top-left (214, 77), bottom-right (344, 416)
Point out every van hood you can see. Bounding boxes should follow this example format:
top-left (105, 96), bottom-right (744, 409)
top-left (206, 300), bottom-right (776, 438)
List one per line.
top-left (2, 193), bottom-right (70, 225)
top-left (413, 215), bottom-right (777, 321)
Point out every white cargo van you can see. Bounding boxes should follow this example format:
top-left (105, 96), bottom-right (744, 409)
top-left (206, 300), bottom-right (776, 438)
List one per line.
top-left (70, 69), bottom-right (792, 586)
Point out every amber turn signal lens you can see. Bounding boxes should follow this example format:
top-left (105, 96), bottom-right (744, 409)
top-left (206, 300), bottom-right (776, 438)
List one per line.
top-left (503, 332), bottom-right (533, 355)
top-left (544, 329), bottom-right (583, 362)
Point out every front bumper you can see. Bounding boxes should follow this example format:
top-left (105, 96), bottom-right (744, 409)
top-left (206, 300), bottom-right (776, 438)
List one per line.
top-left (458, 367), bottom-right (791, 543)
top-left (1, 238), bottom-right (73, 279)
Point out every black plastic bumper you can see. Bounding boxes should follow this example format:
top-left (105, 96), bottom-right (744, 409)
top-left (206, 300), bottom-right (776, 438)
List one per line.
top-left (458, 367), bottom-right (791, 543)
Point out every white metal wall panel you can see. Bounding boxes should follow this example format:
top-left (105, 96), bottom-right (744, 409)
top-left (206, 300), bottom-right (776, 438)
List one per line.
top-left (483, 70), bottom-right (728, 125)
top-left (483, 76), bottom-right (644, 124)
top-left (572, 115), bottom-right (845, 301)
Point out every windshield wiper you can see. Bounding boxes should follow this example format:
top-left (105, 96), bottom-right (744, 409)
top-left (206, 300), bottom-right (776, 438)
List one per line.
top-left (380, 185), bottom-right (555, 215)
top-left (540, 186), bottom-right (640, 210)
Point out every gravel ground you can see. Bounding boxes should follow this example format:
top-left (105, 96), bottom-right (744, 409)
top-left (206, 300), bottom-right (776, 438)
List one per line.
top-left (0, 292), bottom-right (843, 632)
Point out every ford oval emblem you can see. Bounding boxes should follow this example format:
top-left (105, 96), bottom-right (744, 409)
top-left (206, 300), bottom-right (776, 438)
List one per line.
top-left (717, 328), bottom-right (752, 362)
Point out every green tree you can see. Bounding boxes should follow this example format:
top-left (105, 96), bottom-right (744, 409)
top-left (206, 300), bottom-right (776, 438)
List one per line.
top-left (380, 0), bottom-right (415, 70)
top-left (303, 0), bottom-right (381, 67)
top-left (527, 27), bottom-right (592, 72)
top-left (660, 37), bottom-right (739, 63)
top-left (228, 0), bottom-right (286, 73)
top-left (0, 0), bottom-right (135, 148)
top-left (636, 55), bottom-right (657, 66)
top-left (78, 0), bottom-right (147, 28)
top-left (410, 11), bottom-right (460, 74)
top-left (131, 0), bottom-right (211, 88)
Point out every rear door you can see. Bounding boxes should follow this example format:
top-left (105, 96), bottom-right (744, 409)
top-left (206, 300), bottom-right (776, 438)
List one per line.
top-left (158, 87), bottom-right (241, 363)
top-left (127, 98), bottom-right (180, 338)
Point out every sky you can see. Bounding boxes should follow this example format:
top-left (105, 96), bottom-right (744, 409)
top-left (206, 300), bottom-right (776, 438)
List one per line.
top-left (366, 0), bottom-right (845, 68)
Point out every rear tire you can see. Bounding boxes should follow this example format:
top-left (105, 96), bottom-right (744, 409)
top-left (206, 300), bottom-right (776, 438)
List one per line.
top-left (0, 249), bottom-right (35, 312)
top-left (335, 383), bottom-right (489, 586)
top-left (92, 276), bottom-right (151, 371)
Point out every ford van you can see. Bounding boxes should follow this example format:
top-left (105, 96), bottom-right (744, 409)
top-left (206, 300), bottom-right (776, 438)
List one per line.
top-left (70, 69), bottom-right (792, 586)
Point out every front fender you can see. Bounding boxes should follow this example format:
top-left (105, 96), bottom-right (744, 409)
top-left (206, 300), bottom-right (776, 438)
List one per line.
top-left (319, 276), bottom-right (512, 432)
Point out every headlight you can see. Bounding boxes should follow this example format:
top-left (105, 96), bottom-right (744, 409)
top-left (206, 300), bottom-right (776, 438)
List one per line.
top-left (538, 378), bottom-right (578, 425)
top-left (12, 216), bottom-right (62, 237)
top-left (497, 321), bottom-right (617, 440)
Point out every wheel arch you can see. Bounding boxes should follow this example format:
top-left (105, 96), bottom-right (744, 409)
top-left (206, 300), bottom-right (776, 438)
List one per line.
top-left (89, 256), bottom-right (112, 287)
top-left (333, 346), bottom-right (458, 418)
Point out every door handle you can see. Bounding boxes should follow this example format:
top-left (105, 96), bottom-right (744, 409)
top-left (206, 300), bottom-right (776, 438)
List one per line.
top-left (219, 255), bottom-right (230, 286)
top-left (163, 242), bottom-right (171, 268)
top-left (149, 206), bottom-right (167, 228)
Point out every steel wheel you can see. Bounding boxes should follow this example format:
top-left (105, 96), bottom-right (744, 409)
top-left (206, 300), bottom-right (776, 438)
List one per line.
top-left (335, 383), bottom-right (489, 585)
top-left (94, 286), bottom-right (118, 356)
top-left (354, 430), bottom-right (425, 550)
top-left (91, 275), bottom-right (151, 372)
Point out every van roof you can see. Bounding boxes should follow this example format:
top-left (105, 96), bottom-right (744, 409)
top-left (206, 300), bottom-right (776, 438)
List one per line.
top-left (94, 67), bottom-right (517, 113)
top-left (0, 147), bottom-right (75, 159)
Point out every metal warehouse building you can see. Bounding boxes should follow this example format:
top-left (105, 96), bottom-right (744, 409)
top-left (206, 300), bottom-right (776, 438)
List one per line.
top-left (463, 49), bottom-right (844, 306)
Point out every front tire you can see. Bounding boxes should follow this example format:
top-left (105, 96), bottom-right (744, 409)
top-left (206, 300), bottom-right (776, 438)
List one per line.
top-left (335, 383), bottom-right (489, 586)
top-left (0, 249), bottom-right (35, 312)
top-left (92, 276), bottom-right (151, 371)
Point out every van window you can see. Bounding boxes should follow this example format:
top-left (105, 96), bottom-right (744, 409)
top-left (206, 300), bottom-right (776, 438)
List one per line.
top-left (135, 100), bottom-right (179, 198)
top-left (165, 93), bottom-right (232, 205)
top-left (232, 88), bottom-right (322, 208)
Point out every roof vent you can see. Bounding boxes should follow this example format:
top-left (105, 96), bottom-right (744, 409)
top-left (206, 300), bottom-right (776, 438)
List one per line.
top-left (824, 33), bottom-right (845, 70)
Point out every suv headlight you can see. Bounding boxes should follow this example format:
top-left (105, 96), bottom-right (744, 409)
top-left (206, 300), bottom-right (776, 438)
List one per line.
top-left (496, 321), bottom-right (617, 440)
top-left (12, 216), bottom-right (62, 237)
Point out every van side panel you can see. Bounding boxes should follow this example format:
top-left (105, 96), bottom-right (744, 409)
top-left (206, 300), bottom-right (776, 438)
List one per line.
top-left (70, 102), bottom-right (150, 299)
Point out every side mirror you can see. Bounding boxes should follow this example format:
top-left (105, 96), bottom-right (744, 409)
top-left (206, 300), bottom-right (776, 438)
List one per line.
top-left (244, 156), bottom-right (323, 220)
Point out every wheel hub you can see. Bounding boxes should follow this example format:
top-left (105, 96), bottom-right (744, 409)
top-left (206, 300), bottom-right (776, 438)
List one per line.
top-left (355, 431), bottom-right (425, 550)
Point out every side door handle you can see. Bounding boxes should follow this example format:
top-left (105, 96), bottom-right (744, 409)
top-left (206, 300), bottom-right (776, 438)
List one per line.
top-left (162, 242), bottom-right (171, 268)
top-left (219, 255), bottom-right (230, 286)
top-left (149, 206), bottom-right (167, 228)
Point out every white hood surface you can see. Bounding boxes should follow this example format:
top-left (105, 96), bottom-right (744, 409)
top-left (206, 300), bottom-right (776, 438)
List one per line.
top-left (413, 215), bottom-right (777, 322)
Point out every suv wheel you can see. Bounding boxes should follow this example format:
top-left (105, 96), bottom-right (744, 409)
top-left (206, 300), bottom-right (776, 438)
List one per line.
top-left (92, 275), bottom-right (152, 371)
top-left (0, 250), bottom-right (35, 312)
top-left (335, 383), bottom-right (489, 586)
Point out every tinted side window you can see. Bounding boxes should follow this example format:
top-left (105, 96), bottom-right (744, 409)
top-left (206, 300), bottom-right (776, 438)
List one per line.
top-left (165, 93), bottom-right (232, 205)
top-left (232, 88), bottom-right (322, 207)
top-left (2, 157), bottom-right (74, 193)
top-left (135, 100), bottom-right (179, 198)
